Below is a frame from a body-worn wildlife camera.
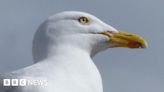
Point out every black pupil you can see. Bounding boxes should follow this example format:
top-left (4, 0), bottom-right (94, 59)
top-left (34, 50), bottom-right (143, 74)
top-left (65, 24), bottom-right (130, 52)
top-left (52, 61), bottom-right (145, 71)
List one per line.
top-left (82, 18), bottom-right (86, 22)
top-left (80, 17), bottom-right (87, 23)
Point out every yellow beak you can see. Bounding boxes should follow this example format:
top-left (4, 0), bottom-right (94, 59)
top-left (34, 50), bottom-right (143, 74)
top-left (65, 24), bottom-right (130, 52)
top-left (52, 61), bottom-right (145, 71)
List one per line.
top-left (99, 31), bottom-right (148, 48)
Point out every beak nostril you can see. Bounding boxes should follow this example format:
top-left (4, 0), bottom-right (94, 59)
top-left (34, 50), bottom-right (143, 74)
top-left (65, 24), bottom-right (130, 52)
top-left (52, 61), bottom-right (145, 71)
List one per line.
top-left (125, 34), bottom-right (133, 36)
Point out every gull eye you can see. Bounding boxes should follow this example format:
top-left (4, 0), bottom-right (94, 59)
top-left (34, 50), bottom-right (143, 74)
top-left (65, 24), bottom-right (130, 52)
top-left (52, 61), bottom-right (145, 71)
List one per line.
top-left (78, 16), bottom-right (89, 25)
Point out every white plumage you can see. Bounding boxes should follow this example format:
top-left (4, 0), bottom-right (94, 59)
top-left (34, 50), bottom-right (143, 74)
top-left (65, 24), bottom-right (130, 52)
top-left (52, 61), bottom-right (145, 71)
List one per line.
top-left (0, 11), bottom-right (147, 92)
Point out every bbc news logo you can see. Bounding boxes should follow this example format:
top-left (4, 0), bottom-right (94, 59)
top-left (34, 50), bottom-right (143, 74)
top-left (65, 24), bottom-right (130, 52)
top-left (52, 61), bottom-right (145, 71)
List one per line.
top-left (3, 79), bottom-right (48, 86)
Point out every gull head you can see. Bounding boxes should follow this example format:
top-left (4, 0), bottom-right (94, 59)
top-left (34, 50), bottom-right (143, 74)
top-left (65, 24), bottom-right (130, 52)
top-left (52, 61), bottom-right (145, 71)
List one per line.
top-left (33, 11), bottom-right (147, 62)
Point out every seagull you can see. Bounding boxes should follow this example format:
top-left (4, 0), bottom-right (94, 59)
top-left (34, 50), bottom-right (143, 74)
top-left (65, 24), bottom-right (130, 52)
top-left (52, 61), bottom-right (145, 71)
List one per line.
top-left (0, 11), bottom-right (147, 92)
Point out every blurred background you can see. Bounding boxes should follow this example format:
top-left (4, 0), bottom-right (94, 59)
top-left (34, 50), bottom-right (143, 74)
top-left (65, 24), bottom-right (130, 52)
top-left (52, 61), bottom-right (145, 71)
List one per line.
top-left (0, 0), bottom-right (163, 92)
